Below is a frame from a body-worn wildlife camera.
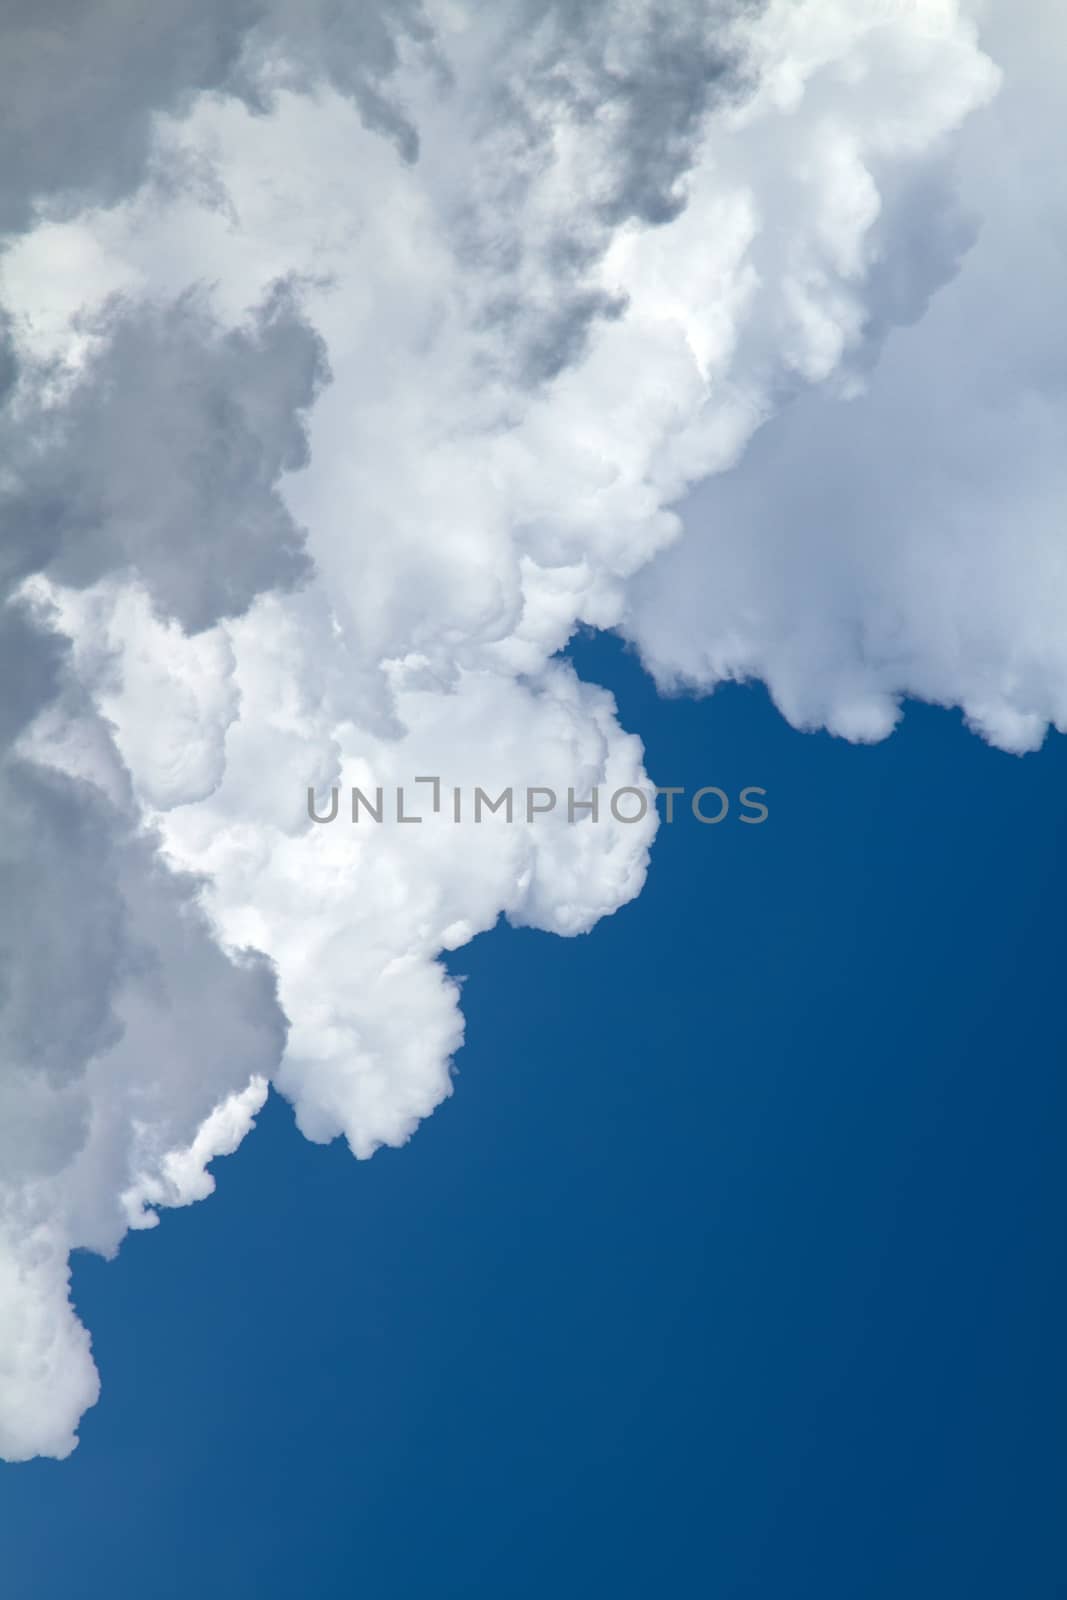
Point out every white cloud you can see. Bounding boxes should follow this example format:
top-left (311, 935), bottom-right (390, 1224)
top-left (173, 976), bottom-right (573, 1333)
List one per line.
top-left (625, 0), bottom-right (1067, 754)
top-left (2, 0), bottom-right (1054, 1460)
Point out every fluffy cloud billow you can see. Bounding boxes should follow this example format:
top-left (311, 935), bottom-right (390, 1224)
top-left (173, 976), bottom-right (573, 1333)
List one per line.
top-left (0, 0), bottom-right (1057, 1460)
top-left (624, 0), bottom-right (1067, 754)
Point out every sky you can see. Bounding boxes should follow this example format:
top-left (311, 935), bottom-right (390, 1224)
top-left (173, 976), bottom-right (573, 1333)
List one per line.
top-left (0, 0), bottom-right (1065, 1590)
top-left (2, 631), bottom-right (1065, 1597)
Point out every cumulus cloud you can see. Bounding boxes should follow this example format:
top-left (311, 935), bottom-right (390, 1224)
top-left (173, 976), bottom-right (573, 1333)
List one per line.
top-left (0, 280), bottom-right (321, 1458)
top-left (0, 639), bottom-right (288, 1458)
top-left (624, 0), bottom-right (1067, 754)
top-left (2, 0), bottom-right (1057, 1461)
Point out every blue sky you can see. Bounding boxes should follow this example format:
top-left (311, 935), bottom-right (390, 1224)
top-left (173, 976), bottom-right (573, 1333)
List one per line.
top-left (4, 631), bottom-right (1064, 1599)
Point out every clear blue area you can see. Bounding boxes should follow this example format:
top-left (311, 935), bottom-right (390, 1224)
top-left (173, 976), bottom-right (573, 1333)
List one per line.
top-left (3, 631), bottom-right (1065, 1598)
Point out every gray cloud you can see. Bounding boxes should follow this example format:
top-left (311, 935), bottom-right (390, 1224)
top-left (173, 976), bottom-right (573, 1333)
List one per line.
top-left (3, 282), bottom-right (328, 632)
top-left (0, 0), bottom-right (433, 237)
top-left (516, 0), bottom-right (759, 227)
top-left (0, 761), bottom-right (127, 1097)
top-left (457, 0), bottom-right (763, 387)
top-left (0, 0), bottom-right (259, 236)
top-left (0, 600), bottom-right (68, 745)
top-left (0, 754), bottom-right (287, 1200)
top-left (236, 0), bottom-right (435, 163)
